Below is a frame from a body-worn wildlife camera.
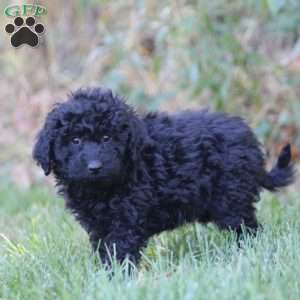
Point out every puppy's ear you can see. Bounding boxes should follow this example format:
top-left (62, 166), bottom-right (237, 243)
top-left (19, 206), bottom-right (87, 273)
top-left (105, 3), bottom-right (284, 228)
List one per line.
top-left (33, 128), bottom-right (53, 176)
top-left (127, 116), bottom-right (153, 166)
top-left (33, 109), bottom-right (59, 176)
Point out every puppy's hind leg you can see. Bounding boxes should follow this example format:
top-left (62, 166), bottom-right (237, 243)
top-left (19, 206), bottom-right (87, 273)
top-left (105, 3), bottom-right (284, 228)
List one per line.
top-left (211, 201), bottom-right (261, 242)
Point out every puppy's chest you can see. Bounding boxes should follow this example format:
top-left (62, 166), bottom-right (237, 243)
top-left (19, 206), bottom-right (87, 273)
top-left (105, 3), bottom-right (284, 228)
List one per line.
top-left (66, 193), bottom-right (122, 231)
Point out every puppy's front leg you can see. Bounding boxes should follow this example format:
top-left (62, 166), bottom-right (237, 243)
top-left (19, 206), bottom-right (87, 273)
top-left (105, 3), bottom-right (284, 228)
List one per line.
top-left (93, 227), bottom-right (147, 267)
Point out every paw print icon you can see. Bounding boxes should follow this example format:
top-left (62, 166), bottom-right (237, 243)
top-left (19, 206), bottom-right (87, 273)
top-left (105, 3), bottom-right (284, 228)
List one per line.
top-left (5, 16), bottom-right (45, 48)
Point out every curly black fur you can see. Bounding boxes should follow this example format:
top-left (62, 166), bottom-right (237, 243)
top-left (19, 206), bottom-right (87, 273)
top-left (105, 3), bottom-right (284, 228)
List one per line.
top-left (33, 87), bottom-right (294, 266)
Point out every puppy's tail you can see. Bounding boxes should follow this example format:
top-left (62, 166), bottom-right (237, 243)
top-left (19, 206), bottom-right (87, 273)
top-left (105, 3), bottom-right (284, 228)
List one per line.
top-left (262, 144), bottom-right (295, 191)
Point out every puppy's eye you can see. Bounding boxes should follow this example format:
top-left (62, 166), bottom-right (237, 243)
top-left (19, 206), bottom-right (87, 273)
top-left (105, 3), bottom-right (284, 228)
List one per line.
top-left (72, 137), bottom-right (81, 145)
top-left (102, 135), bottom-right (110, 142)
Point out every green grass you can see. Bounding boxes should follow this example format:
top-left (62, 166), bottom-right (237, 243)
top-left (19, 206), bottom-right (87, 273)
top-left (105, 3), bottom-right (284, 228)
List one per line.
top-left (1, 184), bottom-right (300, 300)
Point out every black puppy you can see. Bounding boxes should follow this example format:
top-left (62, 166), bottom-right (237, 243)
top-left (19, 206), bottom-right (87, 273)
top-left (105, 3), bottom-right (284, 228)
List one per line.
top-left (33, 88), bottom-right (294, 265)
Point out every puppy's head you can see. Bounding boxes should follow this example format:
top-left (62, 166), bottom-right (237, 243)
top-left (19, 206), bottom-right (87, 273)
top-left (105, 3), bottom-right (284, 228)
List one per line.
top-left (33, 88), bottom-right (149, 186)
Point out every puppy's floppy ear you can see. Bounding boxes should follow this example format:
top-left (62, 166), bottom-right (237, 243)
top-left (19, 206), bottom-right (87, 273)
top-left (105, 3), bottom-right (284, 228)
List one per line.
top-left (33, 109), bottom-right (59, 176)
top-left (33, 128), bottom-right (53, 176)
top-left (127, 115), bottom-right (153, 165)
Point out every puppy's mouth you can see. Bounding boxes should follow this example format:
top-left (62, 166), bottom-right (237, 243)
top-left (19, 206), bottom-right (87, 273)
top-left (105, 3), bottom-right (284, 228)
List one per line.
top-left (67, 173), bottom-right (117, 187)
top-left (80, 174), bottom-right (110, 182)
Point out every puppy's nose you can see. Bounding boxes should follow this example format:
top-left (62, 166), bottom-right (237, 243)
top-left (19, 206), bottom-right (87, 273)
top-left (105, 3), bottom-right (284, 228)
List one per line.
top-left (88, 160), bottom-right (102, 173)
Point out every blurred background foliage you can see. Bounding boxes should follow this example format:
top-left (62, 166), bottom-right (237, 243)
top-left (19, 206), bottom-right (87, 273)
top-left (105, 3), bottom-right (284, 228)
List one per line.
top-left (0, 0), bottom-right (299, 189)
